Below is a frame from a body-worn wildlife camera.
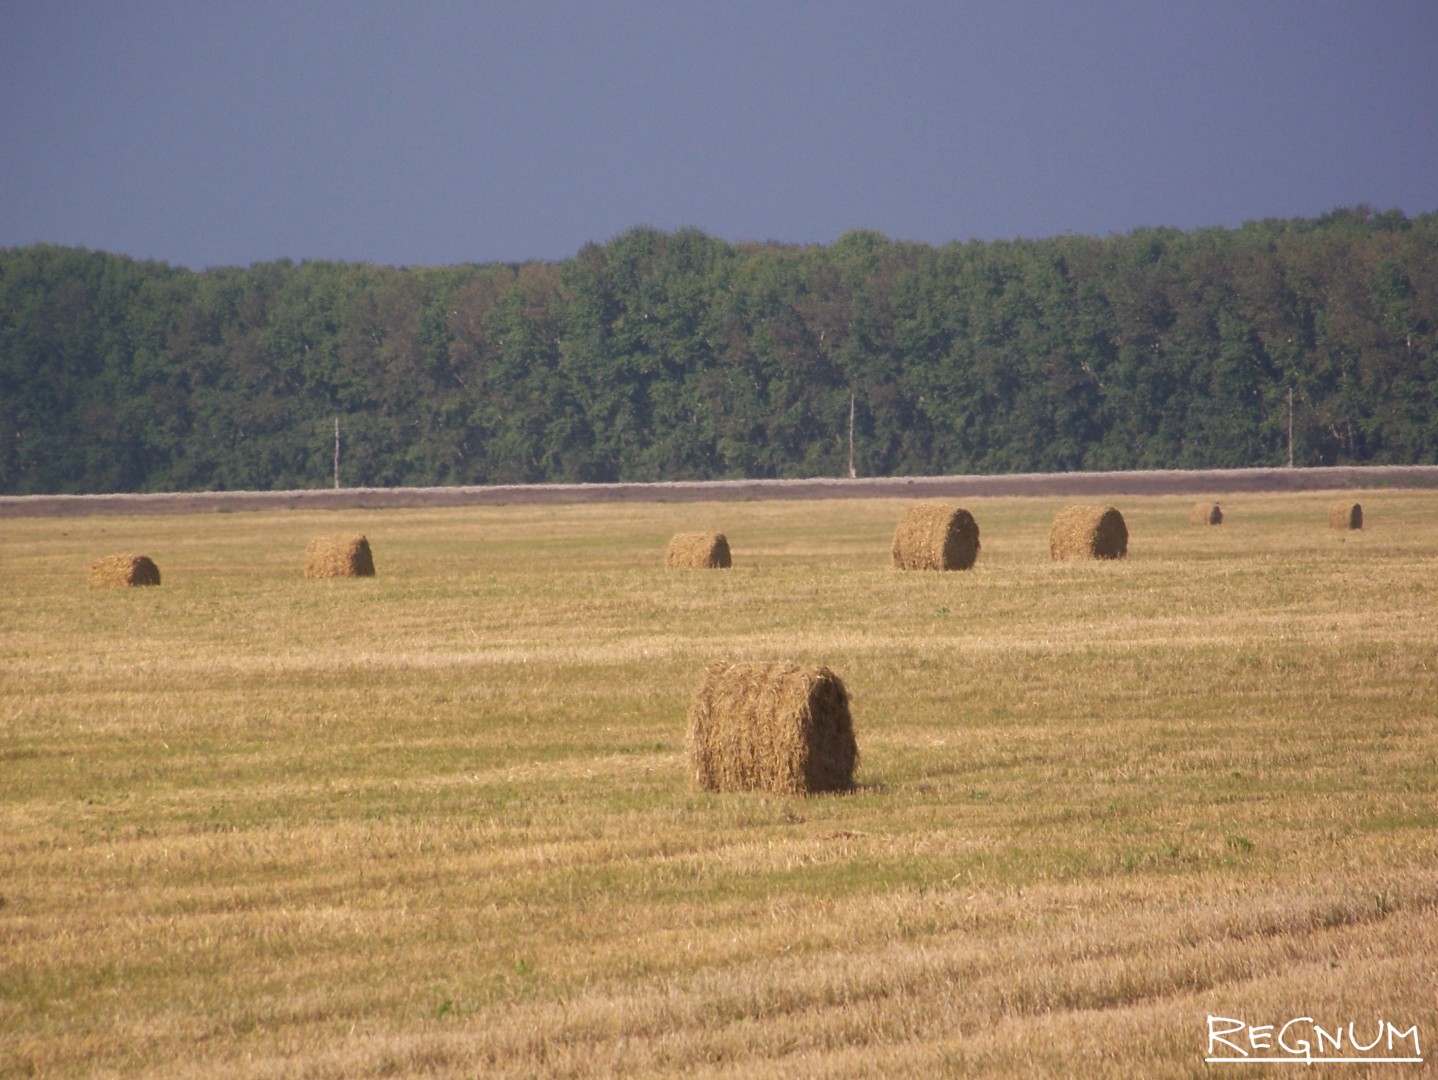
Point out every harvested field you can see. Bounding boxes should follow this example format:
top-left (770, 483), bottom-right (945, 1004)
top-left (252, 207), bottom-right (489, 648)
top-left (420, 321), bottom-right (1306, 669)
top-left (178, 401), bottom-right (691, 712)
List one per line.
top-left (3, 489), bottom-right (1436, 1078)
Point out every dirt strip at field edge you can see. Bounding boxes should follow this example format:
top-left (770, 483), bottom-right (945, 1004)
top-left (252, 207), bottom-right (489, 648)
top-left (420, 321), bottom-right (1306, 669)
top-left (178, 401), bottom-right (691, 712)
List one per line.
top-left (3, 466), bottom-right (1437, 519)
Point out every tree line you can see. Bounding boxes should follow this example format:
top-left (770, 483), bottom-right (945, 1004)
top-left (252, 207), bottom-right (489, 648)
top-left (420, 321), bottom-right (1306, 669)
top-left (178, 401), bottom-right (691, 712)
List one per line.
top-left (2, 206), bottom-right (1435, 494)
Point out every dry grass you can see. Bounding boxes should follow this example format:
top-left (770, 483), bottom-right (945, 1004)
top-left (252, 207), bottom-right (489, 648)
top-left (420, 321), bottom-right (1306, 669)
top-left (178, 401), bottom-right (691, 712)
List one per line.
top-left (686, 660), bottom-right (857, 794)
top-left (2, 491), bottom-right (1437, 1078)
top-left (891, 503), bottom-right (980, 570)
top-left (666, 532), bottom-right (732, 569)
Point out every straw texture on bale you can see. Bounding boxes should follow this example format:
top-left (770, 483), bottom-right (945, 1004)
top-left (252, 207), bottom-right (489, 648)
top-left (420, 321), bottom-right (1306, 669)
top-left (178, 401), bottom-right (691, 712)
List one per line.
top-left (1329, 502), bottom-right (1363, 530)
top-left (891, 503), bottom-right (980, 571)
top-left (1049, 505), bottom-right (1129, 560)
top-left (88, 554), bottom-right (161, 588)
top-left (666, 532), bottom-right (732, 569)
top-left (686, 661), bottom-right (858, 795)
top-left (1190, 502), bottom-right (1224, 526)
top-left (305, 534), bottom-right (375, 578)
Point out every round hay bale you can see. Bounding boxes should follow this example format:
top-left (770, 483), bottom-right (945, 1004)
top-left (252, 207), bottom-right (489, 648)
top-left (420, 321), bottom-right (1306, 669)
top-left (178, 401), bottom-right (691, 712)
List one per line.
top-left (1189, 502), bottom-right (1223, 526)
top-left (686, 661), bottom-right (858, 795)
top-left (666, 532), bottom-right (732, 569)
top-left (88, 554), bottom-right (161, 588)
top-left (891, 503), bottom-right (980, 571)
top-left (1049, 505), bottom-right (1128, 560)
top-left (305, 534), bottom-right (375, 578)
top-left (1329, 502), bottom-right (1363, 530)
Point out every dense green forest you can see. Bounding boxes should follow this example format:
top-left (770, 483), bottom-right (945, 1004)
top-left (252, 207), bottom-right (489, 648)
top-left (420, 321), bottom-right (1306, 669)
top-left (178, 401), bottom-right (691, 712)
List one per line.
top-left (2, 207), bottom-right (1435, 494)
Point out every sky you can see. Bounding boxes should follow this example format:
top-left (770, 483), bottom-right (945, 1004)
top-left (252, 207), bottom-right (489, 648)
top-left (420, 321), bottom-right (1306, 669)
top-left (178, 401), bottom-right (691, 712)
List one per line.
top-left (3, 1), bottom-right (1437, 271)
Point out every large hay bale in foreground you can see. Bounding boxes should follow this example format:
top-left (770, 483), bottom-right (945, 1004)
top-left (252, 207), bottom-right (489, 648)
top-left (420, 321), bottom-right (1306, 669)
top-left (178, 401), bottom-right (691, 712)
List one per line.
top-left (666, 532), bottom-right (732, 569)
top-left (1049, 505), bottom-right (1128, 560)
top-left (1190, 502), bottom-right (1224, 526)
top-left (686, 661), bottom-right (858, 795)
top-left (1329, 502), bottom-right (1363, 530)
top-left (305, 534), bottom-right (375, 578)
top-left (891, 503), bottom-right (980, 570)
top-left (88, 554), bottom-right (161, 588)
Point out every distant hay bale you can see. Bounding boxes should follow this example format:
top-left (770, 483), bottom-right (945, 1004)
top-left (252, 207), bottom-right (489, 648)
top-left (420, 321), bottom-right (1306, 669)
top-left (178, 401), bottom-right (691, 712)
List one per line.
top-left (1190, 502), bottom-right (1224, 526)
top-left (666, 532), bottom-right (732, 569)
top-left (88, 554), bottom-right (161, 588)
top-left (305, 534), bottom-right (375, 578)
top-left (1049, 505), bottom-right (1128, 560)
top-left (891, 503), bottom-right (980, 570)
top-left (1329, 502), bottom-right (1363, 530)
top-left (686, 661), bottom-right (858, 795)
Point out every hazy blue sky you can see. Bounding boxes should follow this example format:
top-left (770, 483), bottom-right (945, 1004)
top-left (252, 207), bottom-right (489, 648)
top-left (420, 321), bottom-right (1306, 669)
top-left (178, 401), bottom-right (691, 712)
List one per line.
top-left (4, 1), bottom-right (1436, 270)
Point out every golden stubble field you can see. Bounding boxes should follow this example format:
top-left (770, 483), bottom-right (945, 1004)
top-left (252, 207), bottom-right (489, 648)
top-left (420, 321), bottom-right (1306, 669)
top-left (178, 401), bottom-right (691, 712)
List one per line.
top-left (2, 491), bottom-right (1436, 1078)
